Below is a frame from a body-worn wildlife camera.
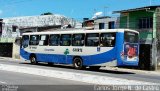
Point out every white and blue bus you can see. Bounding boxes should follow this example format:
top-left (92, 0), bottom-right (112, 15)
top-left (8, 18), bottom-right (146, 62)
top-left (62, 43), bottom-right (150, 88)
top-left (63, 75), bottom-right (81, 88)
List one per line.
top-left (20, 29), bottom-right (139, 70)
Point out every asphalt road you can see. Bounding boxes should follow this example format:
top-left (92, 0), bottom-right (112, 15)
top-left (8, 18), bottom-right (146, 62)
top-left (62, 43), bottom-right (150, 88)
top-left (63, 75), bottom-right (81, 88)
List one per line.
top-left (0, 58), bottom-right (160, 84)
top-left (0, 70), bottom-right (88, 85)
top-left (0, 65), bottom-right (92, 91)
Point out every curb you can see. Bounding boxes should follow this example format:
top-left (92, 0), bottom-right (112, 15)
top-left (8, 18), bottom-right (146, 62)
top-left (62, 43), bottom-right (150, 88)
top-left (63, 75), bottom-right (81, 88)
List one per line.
top-left (102, 67), bottom-right (160, 76)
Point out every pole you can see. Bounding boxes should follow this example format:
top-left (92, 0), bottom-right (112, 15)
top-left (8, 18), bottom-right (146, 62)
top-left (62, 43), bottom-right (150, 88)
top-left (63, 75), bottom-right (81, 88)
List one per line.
top-left (104, 6), bottom-right (107, 16)
top-left (152, 12), bottom-right (157, 70)
top-left (150, 0), bottom-right (152, 6)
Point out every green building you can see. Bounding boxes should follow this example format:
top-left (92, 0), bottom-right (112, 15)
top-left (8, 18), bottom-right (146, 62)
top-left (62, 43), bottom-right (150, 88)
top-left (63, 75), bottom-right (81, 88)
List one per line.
top-left (114, 5), bottom-right (160, 70)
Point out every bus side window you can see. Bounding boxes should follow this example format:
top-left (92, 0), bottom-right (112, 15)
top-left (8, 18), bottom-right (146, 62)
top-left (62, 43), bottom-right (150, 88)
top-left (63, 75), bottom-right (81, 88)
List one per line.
top-left (60, 34), bottom-right (71, 46)
top-left (86, 33), bottom-right (99, 46)
top-left (49, 34), bottom-right (60, 46)
top-left (21, 35), bottom-right (29, 48)
top-left (39, 35), bottom-right (49, 46)
top-left (100, 33), bottom-right (116, 47)
top-left (29, 35), bottom-right (39, 45)
top-left (72, 34), bottom-right (84, 46)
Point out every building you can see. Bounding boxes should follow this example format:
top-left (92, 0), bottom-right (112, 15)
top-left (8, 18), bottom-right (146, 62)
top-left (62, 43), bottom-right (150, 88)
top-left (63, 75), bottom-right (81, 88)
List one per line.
top-left (114, 5), bottom-right (160, 70)
top-left (82, 16), bottom-right (117, 30)
top-left (0, 14), bottom-right (81, 59)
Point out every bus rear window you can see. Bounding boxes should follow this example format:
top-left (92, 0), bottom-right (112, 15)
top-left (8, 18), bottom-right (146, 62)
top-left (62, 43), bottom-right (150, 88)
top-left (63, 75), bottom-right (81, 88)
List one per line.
top-left (124, 32), bottom-right (138, 43)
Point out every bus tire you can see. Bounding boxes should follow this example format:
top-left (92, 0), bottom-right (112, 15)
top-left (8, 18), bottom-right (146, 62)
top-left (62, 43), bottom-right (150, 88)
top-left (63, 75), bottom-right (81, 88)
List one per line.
top-left (30, 55), bottom-right (37, 65)
top-left (73, 57), bottom-right (85, 70)
top-left (89, 66), bottom-right (101, 70)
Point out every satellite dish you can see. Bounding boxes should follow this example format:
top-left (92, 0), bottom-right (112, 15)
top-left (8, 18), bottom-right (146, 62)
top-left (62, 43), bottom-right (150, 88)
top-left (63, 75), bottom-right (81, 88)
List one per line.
top-left (92, 12), bottom-right (103, 19)
top-left (95, 12), bottom-right (103, 16)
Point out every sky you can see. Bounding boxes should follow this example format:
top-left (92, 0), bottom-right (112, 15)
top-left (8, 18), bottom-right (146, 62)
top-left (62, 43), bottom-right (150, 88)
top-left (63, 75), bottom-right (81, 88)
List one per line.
top-left (0, 0), bottom-right (160, 21)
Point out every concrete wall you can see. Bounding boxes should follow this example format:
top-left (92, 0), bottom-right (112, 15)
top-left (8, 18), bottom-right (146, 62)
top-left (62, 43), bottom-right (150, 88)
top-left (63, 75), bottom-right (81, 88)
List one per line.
top-left (12, 41), bottom-right (20, 59)
top-left (94, 18), bottom-right (116, 29)
top-left (0, 15), bottom-right (80, 59)
top-left (119, 10), bottom-right (153, 44)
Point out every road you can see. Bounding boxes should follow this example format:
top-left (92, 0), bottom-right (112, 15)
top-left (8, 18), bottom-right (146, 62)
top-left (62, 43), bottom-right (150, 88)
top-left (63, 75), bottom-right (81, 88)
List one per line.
top-left (0, 58), bottom-right (160, 84)
top-left (0, 70), bottom-right (88, 85)
top-left (0, 70), bottom-right (92, 91)
top-left (0, 58), bottom-right (160, 91)
top-left (0, 59), bottom-right (94, 91)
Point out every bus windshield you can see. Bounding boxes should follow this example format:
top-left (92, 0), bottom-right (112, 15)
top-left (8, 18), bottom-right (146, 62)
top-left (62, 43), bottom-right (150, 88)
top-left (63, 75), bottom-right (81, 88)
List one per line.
top-left (124, 32), bottom-right (138, 43)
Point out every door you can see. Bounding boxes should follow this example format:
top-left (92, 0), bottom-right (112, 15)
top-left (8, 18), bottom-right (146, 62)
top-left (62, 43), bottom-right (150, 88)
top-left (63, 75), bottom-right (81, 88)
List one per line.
top-left (20, 35), bottom-right (30, 60)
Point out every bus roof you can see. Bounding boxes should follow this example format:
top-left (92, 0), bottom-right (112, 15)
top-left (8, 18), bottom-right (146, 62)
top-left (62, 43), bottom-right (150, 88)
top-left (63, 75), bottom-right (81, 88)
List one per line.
top-left (22, 29), bottom-right (139, 35)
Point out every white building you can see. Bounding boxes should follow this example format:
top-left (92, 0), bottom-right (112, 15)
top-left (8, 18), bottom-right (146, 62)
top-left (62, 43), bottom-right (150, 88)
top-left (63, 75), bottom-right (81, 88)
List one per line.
top-left (0, 14), bottom-right (81, 58)
top-left (82, 16), bottom-right (118, 30)
top-left (1, 14), bottom-right (80, 39)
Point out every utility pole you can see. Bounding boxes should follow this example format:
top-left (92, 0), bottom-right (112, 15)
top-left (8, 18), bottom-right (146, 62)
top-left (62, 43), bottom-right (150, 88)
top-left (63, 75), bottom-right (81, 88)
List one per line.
top-left (150, 0), bottom-right (152, 6)
top-left (104, 6), bottom-right (108, 16)
top-left (94, 9), bottom-right (97, 14)
top-left (152, 10), bottom-right (158, 70)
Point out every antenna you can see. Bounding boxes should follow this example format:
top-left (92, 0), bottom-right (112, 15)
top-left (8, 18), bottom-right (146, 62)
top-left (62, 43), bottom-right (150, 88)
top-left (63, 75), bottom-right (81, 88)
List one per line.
top-left (150, 0), bottom-right (152, 6)
top-left (104, 6), bottom-right (108, 16)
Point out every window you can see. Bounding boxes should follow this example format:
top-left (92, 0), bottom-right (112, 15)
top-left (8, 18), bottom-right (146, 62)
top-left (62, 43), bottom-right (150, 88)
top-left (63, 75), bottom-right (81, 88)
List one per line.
top-left (60, 34), bottom-right (71, 46)
top-left (29, 35), bottom-right (39, 45)
top-left (99, 23), bottom-right (105, 29)
top-left (12, 25), bottom-right (17, 32)
top-left (39, 35), bottom-right (49, 46)
top-left (86, 33), bottom-right (99, 46)
top-left (100, 33), bottom-right (116, 47)
top-left (0, 21), bottom-right (2, 34)
top-left (49, 34), bottom-right (60, 46)
top-left (22, 35), bottom-right (29, 48)
top-left (125, 32), bottom-right (138, 43)
top-left (72, 34), bottom-right (84, 46)
top-left (138, 17), bottom-right (153, 29)
top-left (108, 21), bottom-right (115, 29)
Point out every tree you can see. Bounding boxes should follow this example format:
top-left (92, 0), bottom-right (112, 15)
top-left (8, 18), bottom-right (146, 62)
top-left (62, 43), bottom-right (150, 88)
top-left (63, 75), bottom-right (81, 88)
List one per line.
top-left (41, 12), bottom-right (53, 15)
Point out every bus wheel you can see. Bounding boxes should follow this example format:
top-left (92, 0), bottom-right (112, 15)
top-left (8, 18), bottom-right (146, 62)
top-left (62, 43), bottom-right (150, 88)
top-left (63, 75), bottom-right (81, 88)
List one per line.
top-left (73, 57), bottom-right (84, 70)
top-left (89, 66), bottom-right (101, 71)
top-left (30, 56), bottom-right (37, 65)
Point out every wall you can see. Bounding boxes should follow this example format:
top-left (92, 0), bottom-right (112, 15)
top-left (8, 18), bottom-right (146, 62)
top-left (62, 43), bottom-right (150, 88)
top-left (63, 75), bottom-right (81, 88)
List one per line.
top-left (94, 18), bottom-right (116, 29)
top-left (119, 10), bottom-right (154, 44)
top-left (12, 41), bottom-right (20, 59)
top-left (0, 15), bottom-right (80, 59)
top-left (1, 15), bottom-right (79, 39)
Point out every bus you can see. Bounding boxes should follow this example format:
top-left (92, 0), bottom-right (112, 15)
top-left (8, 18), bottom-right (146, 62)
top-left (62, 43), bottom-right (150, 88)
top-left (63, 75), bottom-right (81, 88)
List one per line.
top-left (20, 29), bottom-right (139, 70)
